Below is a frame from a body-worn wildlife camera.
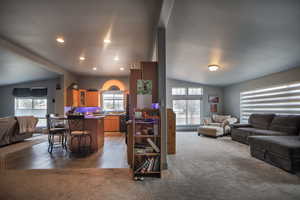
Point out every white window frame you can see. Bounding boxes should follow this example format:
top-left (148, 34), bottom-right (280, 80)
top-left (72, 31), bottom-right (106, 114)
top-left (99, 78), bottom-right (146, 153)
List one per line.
top-left (172, 99), bottom-right (201, 126)
top-left (102, 91), bottom-right (125, 112)
top-left (188, 88), bottom-right (203, 96)
top-left (14, 97), bottom-right (48, 127)
top-left (171, 88), bottom-right (186, 96)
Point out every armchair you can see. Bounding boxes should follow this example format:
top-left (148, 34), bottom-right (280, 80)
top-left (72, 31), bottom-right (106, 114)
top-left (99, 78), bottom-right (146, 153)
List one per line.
top-left (198, 115), bottom-right (238, 137)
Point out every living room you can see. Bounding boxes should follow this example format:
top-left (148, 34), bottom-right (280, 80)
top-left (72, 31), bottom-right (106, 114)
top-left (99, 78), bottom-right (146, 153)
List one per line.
top-left (1, 0), bottom-right (300, 199)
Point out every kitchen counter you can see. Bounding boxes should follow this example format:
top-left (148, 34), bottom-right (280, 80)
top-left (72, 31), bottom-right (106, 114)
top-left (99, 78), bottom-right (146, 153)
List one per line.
top-left (55, 115), bottom-right (104, 152)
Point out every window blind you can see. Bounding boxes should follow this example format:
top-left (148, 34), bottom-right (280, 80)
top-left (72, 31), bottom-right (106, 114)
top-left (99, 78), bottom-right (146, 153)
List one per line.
top-left (240, 82), bottom-right (300, 123)
top-left (12, 88), bottom-right (47, 97)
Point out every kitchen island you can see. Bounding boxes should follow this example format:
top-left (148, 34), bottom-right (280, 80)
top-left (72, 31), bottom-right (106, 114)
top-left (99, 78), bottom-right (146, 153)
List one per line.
top-left (61, 116), bottom-right (105, 152)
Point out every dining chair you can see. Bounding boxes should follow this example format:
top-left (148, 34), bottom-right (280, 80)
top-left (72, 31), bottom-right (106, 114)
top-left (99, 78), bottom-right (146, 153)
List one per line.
top-left (46, 114), bottom-right (68, 153)
top-left (67, 115), bottom-right (92, 154)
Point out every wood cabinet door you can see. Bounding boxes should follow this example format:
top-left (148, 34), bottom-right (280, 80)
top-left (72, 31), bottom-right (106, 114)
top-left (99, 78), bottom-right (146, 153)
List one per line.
top-left (78, 89), bottom-right (87, 107)
top-left (72, 90), bottom-right (79, 107)
top-left (86, 91), bottom-right (99, 107)
top-left (104, 116), bottom-right (120, 132)
top-left (67, 89), bottom-right (79, 107)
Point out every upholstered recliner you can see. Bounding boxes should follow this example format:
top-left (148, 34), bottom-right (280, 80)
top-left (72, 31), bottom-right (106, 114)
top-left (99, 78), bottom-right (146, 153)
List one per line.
top-left (198, 115), bottom-right (238, 137)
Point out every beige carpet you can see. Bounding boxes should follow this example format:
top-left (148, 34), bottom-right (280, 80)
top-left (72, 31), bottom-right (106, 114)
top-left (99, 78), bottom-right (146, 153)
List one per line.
top-left (1, 133), bottom-right (300, 200)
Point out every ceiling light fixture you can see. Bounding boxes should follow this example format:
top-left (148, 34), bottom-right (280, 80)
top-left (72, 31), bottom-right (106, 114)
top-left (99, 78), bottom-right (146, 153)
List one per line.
top-left (56, 37), bottom-right (65, 43)
top-left (79, 56), bottom-right (85, 61)
top-left (104, 39), bottom-right (111, 44)
top-left (92, 67), bottom-right (97, 71)
top-left (114, 56), bottom-right (119, 61)
top-left (208, 64), bottom-right (219, 72)
top-left (120, 67), bottom-right (124, 71)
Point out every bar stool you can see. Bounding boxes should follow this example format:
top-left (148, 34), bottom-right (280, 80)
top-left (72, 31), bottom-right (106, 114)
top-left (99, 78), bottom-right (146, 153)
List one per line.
top-left (67, 115), bottom-right (92, 154)
top-left (46, 114), bottom-right (68, 153)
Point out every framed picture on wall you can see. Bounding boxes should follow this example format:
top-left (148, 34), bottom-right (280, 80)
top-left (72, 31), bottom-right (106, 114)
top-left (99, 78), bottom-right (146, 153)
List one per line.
top-left (137, 80), bottom-right (152, 95)
top-left (208, 96), bottom-right (219, 103)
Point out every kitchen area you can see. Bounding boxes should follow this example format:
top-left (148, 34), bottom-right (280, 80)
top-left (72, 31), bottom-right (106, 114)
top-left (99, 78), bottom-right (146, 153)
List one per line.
top-left (59, 78), bottom-right (129, 164)
top-left (65, 79), bottom-right (128, 134)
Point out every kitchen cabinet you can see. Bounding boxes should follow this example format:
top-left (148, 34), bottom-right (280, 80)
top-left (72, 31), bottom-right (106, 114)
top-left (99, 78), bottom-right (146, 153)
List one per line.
top-left (78, 89), bottom-right (87, 107)
top-left (67, 89), bottom-right (79, 107)
top-left (104, 115), bottom-right (120, 132)
top-left (67, 89), bottom-right (99, 107)
top-left (86, 91), bottom-right (99, 107)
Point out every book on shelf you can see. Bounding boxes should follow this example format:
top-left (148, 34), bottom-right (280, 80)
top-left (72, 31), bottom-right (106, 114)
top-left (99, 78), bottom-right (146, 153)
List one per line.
top-left (146, 138), bottom-right (160, 153)
top-left (135, 157), bottom-right (160, 174)
top-left (134, 143), bottom-right (155, 154)
top-left (154, 124), bottom-right (158, 135)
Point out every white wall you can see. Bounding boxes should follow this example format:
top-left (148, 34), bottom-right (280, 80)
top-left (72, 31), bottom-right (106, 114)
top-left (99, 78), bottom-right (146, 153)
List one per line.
top-left (224, 67), bottom-right (300, 119)
top-left (167, 78), bottom-right (224, 123)
top-left (0, 78), bottom-right (60, 117)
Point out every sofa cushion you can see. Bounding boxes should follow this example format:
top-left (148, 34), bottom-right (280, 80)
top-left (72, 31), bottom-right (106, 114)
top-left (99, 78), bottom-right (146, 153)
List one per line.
top-left (0, 117), bottom-right (18, 146)
top-left (207, 122), bottom-right (222, 127)
top-left (248, 136), bottom-right (300, 158)
top-left (231, 124), bottom-right (252, 128)
top-left (212, 115), bottom-right (231, 123)
top-left (250, 129), bottom-right (287, 136)
top-left (231, 127), bottom-right (257, 144)
top-left (249, 114), bottom-right (275, 129)
top-left (269, 115), bottom-right (300, 135)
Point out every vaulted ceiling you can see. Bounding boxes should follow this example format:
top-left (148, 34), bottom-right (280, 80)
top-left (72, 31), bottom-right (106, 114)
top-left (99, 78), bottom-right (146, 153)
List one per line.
top-left (0, 0), bottom-right (162, 86)
top-left (0, 47), bottom-right (59, 86)
top-left (1, 0), bottom-right (300, 87)
top-left (166, 0), bottom-right (300, 86)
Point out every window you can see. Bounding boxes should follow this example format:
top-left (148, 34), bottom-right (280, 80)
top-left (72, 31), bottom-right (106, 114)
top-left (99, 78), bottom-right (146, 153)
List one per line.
top-left (173, 100), bottom-right (201, 125)
top-left (188, 88), bottom-right (203, 95)
top-left (15, 98), bottom-right (47, 127)
top-left (172, 88), bottom-right (186, 95)
top-left (102, 91), bottom-right (124, 112)
top-left (240, 82), bottom-right (300, 123)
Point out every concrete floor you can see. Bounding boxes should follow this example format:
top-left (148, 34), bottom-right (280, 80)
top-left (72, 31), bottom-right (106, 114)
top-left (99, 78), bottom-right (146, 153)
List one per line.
top-left (1, 132), bottom-right (300, 200)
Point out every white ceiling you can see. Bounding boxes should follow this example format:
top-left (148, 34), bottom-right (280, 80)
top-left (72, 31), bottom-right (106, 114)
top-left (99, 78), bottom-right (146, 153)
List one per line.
top-left (166, 0), bottom-right (300, 86)
top-left (0, 0), bottom-right (162, 78)
top-left (0, 47), bottom-right (59, 86)
top-left (1, 0), bottom-right (300, 87)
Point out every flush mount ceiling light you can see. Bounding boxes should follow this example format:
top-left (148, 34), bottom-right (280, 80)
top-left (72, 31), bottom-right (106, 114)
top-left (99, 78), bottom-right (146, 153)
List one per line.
top-left (114, 56), bottom-right (119, 61)
top-left (103, 39), bottom-right (111, 44)
top-left (79, 56), bottom-right (85, 61)
top-left (120, 67), bottom-right (124, 71)
top-left (208, 64), bottom-right (220, 72)
top-left (92, 67), bottom-right (97, 71)
top-left (56, 37), bottom-right (65, 43)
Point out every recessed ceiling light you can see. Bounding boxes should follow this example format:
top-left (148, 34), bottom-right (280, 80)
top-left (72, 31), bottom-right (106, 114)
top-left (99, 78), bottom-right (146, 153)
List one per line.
top-left (114, 56), bottom-right (119, 61)
top-left (56, 37), bottom-right (65, 43)
top-left (120, 67), bottom-right (125, 71)
top-left (104, 39), bottom-right (111, 44)
top-left (208, 64), bottom-right (219, 72)
top-left (79, 56), bottom-right (85, 61)
top-left (92, 67), bottom-right (97, 71)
